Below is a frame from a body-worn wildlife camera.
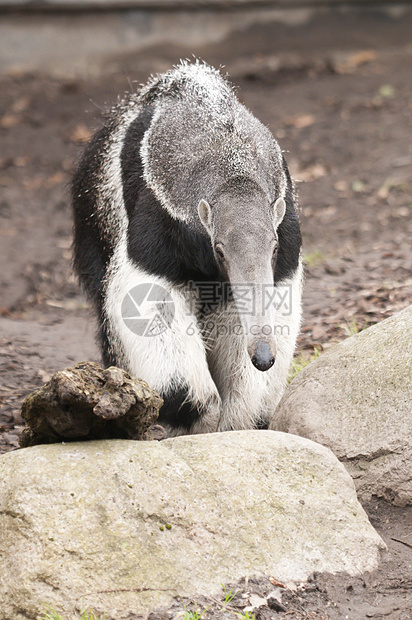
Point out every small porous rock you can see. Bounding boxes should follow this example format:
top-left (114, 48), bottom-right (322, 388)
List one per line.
top-left (18, 361), bottom-right (163, 447)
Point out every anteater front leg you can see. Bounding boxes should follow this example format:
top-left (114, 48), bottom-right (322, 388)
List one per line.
top-left (103, 254), bottom-right (221, 436)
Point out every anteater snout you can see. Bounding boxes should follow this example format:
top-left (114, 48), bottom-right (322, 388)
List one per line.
top-left (250, 339), bottom-right (276, 372)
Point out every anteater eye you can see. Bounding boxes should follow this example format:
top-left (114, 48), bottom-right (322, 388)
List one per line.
top-left (272, 245), bottom-right (279, 260)
top-left (215, 246), bottom-right (225, 262)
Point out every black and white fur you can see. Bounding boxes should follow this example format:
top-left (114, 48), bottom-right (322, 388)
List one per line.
top-left (72, 61), bottom-right (303, 436)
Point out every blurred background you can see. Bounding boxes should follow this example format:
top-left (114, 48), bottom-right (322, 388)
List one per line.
top-left (0, 1), bottom-right (411, 450)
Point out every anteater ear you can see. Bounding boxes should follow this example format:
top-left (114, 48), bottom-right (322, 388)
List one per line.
top-left (198, 199), bottom-right (212, 232)
top-left (273, 197), bottom-right (286, 225)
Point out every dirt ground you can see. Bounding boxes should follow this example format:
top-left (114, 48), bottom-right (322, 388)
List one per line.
top-left (0, 9), bottom-right (411, 619)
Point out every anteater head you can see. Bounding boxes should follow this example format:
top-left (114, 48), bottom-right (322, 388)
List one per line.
top-left (198, 177), bottom-right (286, 372)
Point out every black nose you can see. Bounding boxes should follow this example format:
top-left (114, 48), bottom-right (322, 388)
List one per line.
top-left (251, 340), bottom-right (275, 372)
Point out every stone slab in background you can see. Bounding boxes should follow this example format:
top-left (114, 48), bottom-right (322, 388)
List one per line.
top-left (1, 3), bottom-right (411, 78)
top-left (271, 306), bottom-right (412, 507)
top-left (0, 431), bottom-right (385, 619)
top-left (0, 0), bottom-right (393, 9)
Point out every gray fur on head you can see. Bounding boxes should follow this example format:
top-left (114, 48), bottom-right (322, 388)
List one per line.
top-left (139, 60), bottom-right (286, 226)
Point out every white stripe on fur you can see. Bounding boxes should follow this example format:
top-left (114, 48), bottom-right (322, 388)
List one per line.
top-left (104, 248), bottom-right (220, 407)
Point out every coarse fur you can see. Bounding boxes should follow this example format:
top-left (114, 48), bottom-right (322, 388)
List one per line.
top-left (72, 61), bottom-right (303, 435)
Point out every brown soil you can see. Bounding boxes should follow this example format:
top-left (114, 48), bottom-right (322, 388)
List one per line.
top-left (0, 10), bottom-right (411, 619)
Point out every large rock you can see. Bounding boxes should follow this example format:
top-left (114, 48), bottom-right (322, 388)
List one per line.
top-left (270, 306), bottom-right (412, 507)
top-left (0, 431), bottom-right (384, 620)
